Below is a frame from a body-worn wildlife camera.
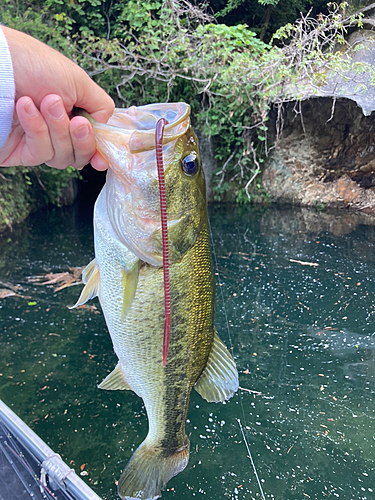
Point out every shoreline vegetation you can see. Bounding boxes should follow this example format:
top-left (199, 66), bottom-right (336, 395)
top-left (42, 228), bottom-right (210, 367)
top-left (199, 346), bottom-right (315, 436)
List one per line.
top-left (0, 0), bottom-right (373, 231)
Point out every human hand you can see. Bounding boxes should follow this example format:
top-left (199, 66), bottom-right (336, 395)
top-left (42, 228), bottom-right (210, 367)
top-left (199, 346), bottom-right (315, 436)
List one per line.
top-left (0, 27), bottom-right (114, 171)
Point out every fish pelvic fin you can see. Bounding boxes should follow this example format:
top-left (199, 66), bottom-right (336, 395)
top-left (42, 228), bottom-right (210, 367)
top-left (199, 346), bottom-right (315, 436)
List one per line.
top-left (118, 438), bottom-right (189, 500)
top-left (98, 362), bottom-right (132, 391)
top-left (194, 330), bottom-right (239, 403)
top-left (121, 262), bottom-right (139, 321)
top-left (69, 259), bottom-right (100, 309)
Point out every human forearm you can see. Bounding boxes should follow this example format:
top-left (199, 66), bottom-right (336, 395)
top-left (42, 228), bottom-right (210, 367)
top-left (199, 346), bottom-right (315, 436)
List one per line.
top-left (0, 26), bottom-right (15, 150)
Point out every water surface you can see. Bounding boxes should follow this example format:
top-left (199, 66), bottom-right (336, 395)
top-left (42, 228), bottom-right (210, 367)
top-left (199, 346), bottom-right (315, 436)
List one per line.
top-left (0, 203), bottom-right (374, 499)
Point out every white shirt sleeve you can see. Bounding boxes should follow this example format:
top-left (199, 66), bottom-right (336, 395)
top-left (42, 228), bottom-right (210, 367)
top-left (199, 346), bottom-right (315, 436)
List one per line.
top-left (0, 26), bottom-right (15, 150)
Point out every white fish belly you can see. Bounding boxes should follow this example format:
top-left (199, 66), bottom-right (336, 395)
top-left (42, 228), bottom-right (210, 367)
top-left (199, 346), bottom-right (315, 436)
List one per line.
top-left (94, 187), bottom-right (168, 438)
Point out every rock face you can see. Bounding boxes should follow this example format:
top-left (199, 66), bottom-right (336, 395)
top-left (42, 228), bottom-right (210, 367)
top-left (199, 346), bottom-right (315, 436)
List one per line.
top-left (263, 97), bottom-right (375, 214)
top-left (195, 130), bottom-right (216, 202)
top-left (263, 17), bottom-right (375, 214)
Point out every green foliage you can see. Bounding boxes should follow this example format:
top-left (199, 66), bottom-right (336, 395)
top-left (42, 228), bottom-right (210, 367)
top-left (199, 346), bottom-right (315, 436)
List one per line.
top-left (70, 3), bottom-right (279, 200)
top-left (314, 201), bottom-right (327, 211)
top-left (0, 168), bottom-right (34, 230)
top-left (0, 0), bottom-right (373, 212)
top-left (0, 165), bottom-right (80, 230)
top-left (37, 166), bottom-right (81, 206)
top-left (74, 1), bottom-right (372, 203)
top-left (236, 185), bottom-right (271, 205)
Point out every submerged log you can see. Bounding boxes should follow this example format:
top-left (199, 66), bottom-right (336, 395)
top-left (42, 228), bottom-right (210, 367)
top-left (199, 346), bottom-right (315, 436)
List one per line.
top-left (28, 266), bottom-right (84, 292)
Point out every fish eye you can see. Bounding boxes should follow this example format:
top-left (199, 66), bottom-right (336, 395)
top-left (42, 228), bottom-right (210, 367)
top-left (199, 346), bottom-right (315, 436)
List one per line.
top-left (181, 153), bottom-right (198, 176)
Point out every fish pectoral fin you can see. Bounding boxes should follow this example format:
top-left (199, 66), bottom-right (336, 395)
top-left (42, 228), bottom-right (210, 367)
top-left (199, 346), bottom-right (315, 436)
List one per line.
top-left (98, 362), bottom-right (133, 391)
top-left (121, 262), bottom-right (139, 321)
top-left (194, 330), bottom-right (239, 403)
top-left (82, 258), bottom-right (96, 284)
top-left (69, 261), bottom-right (100, 309)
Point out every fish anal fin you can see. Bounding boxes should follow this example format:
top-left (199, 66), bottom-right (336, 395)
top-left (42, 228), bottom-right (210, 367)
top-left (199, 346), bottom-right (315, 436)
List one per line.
top-left (121, 262), bottom-right (139, 321)
top-left (98, 362), bottom-right (132, 391)
top-left (194, 330), bottom-right (239, 403)
top-left (69, 262), bottom-right (100, 309)
top-left (118, 437), bottom-right (189, 500)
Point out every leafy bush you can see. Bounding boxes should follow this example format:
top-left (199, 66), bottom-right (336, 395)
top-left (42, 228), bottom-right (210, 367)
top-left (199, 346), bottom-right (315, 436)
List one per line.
top-left (0, 0), bottom-right (373, 208)
top-left (0, 168), bottom-right (32, 230)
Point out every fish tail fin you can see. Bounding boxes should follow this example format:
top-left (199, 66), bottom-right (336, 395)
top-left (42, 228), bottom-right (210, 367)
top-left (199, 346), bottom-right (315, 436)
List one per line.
top-left (118, 438), bottom-right (189, 500)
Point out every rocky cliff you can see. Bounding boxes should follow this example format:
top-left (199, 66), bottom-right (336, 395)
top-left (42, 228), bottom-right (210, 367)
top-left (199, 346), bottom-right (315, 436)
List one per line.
top-left (263, 9), bottom-right (375, 214)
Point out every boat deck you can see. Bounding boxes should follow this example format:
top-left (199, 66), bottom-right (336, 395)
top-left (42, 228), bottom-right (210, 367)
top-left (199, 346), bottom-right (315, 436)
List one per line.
top-left (0, 400), bottom-right (102, 500)
top-left (0, 419), bottom-right (73, 500)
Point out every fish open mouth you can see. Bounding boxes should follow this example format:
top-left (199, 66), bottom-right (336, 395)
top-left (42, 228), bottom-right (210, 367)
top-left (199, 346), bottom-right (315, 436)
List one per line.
top-left (84, 102), bottom-right (191, 154)
top-left (79, 103), bottom-right (192, 266)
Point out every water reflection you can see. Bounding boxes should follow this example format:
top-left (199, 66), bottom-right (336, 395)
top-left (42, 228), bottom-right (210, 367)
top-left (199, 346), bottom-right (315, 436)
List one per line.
top-left (306, 326), bottom-right (375, 356)
top-left (0, 204), bottom-right (374, 499)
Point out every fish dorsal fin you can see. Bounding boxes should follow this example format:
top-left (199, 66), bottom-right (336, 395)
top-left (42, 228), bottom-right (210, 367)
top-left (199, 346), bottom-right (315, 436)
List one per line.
top-left (98, 362), bottom-right (132, 391)
top-left (69, 259), bottom-right (100, 309)
top-left (194, 330), bottom-right (239, 403)
top-left (121, 262), bottom-right (139, 321)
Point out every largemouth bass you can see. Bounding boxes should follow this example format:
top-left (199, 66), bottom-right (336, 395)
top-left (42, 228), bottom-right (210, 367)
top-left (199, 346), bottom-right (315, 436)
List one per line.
top-left (72, 103), bottom-right (238, 500)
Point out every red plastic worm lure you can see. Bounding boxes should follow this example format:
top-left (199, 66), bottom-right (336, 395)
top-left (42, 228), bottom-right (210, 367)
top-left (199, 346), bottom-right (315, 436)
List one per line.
top-left (155, 118), bottom-right (171, 367)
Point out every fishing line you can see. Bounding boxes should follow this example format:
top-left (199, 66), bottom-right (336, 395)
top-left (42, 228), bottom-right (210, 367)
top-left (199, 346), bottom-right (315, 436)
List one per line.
top-left (237, 418), bottom-right (266, 500)
top-left (208, 218), bottom-right (266, 500)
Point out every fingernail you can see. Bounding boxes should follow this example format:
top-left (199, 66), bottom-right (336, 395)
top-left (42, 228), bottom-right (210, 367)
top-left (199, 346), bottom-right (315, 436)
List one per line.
top-left (24, 99), bottom-right (38, 117)
top-left (49, 101), bottom-right (64, 120)
top-left (94, 156), bottom-right (109, 170)
top-left (73, 124), bottom-right (89, 141)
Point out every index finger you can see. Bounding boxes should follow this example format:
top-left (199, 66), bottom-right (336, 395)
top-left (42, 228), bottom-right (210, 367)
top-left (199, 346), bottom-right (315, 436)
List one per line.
top-left (74, 68), bottom-right (115, 124)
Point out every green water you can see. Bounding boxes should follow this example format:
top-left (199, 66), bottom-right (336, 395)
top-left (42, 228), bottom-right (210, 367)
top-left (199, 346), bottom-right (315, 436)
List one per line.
top-left (0, 203), bottom-right (374, 500)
